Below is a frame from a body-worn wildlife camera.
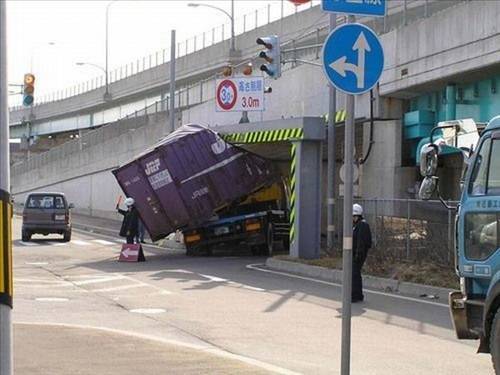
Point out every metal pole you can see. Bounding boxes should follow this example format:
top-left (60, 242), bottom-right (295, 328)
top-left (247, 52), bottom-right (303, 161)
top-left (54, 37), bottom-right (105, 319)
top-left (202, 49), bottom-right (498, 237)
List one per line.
top-left (340, 16), bottom-right (354, 375)
top-left (104, 2), bottom-right (112, 99)
top-left (230, 0), bottom-right (235, 52)
top-left (327, 13), bottom-right (337, 251)
top-left (0, 1), bottom-right (13, 373)
top-left (169, 30), bottom-right (176, 133)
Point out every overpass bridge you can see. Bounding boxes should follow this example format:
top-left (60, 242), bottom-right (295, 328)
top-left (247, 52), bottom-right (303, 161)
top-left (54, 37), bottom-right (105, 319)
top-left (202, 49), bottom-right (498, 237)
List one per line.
top-left (9, 0), bottom-right (457, 142)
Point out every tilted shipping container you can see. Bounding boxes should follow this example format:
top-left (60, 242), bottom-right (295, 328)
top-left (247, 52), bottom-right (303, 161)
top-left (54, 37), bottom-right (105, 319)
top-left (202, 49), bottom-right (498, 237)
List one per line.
top-left (112, 124), bottom-right (276, 241)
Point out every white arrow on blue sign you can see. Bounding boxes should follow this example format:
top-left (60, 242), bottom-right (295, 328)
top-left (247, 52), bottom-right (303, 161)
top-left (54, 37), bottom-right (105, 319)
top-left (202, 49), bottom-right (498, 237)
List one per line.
top-left (322, 23), bottom-right (384, 95)
top-left (322, 0), bottom-right (386, 17)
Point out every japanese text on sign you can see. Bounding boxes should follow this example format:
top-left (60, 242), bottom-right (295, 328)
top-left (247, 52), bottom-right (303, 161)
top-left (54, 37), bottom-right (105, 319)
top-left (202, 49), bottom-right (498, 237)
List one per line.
top-left (216, 77), bottom-right (265, 112)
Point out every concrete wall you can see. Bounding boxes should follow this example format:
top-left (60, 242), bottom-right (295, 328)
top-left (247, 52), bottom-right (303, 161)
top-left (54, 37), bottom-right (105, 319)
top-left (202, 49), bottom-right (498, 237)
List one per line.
top-left (381, 0), bottom-right (500, 96)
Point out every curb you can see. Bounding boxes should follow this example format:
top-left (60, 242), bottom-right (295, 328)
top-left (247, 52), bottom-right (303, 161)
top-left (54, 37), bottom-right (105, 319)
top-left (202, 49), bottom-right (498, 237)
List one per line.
top-left (266, 258), bottom-right (453, 302)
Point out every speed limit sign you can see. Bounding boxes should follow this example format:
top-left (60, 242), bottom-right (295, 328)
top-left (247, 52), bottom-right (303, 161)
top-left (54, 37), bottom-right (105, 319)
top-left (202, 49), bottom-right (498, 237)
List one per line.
top-left (216, 79), bottom-right (238, 111)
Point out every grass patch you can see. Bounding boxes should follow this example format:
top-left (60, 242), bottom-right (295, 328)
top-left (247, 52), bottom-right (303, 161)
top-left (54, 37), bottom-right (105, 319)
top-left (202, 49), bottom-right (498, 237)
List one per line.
top-left (274, 254), bottom-right (459, 289)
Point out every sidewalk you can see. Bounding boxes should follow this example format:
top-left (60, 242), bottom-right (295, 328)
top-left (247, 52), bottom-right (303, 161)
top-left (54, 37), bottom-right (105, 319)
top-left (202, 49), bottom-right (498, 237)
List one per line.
top-left (15, 323), bottom-right (272, 375)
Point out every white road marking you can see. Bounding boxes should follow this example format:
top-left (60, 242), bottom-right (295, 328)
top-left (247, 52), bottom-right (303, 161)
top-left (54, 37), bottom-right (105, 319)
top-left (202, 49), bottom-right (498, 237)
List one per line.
top-left (19, 241), bottom-right (37, 246)
top-left (71, 240), bottom-right (91, 246)
top-left (93, 239), bottom-right (116, 246)
top-left (73, 275), bottom-right (126, 286)
top-left (92, 284), bottom-right (149, 293)
top-left (15, 278), bottom-right (65, 284)
top-left (129, 308), bottom-right (166, 314)
top-left (47, 241), bottom-right (68, 247)
top-left (246, 263), bottom-right (448, 308)
top-left (35, 297), bottom-right (69, 302)
top-left (24, 262), bottom-right (49, 265)
top-left (199, 274), bottom-right (228, 283)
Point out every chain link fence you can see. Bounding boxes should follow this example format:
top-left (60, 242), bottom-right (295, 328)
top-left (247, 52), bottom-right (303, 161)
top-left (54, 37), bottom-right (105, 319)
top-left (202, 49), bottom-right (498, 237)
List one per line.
top-left (334, 198), bottom-right (458, 266)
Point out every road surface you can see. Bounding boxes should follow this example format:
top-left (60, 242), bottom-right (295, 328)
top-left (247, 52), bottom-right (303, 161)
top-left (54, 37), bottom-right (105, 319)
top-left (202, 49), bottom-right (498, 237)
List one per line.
top-left (11, 216), bottom-right (493, 374)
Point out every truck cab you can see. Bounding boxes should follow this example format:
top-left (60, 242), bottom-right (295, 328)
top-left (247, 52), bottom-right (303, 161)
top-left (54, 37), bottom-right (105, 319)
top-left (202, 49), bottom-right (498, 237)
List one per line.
top-left (419, 117), bottom-right (500, 373)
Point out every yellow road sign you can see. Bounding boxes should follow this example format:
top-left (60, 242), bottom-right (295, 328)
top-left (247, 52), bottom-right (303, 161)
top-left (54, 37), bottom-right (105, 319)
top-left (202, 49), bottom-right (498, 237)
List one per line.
top-left (0, 191), bottom-right (13, 307)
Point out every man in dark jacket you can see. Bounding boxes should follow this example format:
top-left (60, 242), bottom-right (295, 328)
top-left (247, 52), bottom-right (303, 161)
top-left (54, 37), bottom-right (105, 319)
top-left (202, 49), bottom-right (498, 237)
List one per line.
top-left (117, 197), bottom-right (139, 244)
top-left (352, 203), bottom-right (372, 303)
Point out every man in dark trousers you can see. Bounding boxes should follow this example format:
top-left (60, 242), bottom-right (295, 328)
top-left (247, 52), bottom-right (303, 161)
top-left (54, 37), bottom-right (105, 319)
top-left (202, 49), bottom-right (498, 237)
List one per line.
top-left (352, 203), bottom-right (372, 303)
top-left (117, 197), bottom-right (139, 244)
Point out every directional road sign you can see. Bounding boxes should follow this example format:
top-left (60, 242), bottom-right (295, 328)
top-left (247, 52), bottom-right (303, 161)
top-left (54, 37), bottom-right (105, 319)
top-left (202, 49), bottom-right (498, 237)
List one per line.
top-left (322, 23), bottom-right (384, 95)
top-left (322, 0), bottom-right (386, 17)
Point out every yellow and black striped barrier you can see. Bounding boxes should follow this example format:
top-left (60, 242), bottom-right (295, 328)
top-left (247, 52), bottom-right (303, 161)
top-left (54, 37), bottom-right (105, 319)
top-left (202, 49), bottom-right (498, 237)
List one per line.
top-left (222, 127), bottom-right (304, 144)
top-left (0, 189), bottom-right (13, 307)
top-left (323, 109), bottom-right (347, 124)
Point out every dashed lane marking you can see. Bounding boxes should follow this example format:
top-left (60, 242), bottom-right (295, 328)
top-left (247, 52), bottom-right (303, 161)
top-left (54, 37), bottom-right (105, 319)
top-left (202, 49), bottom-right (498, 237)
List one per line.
top-left (71, 240), bottom-right (91, 246)
top-left (93, 239), bottom-right (116, 246)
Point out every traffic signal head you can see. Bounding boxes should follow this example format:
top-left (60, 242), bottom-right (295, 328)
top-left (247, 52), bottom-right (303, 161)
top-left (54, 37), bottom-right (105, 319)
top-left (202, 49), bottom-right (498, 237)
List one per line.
top-left (256, 35), bottom-right (280, 79)
top-left (23, 73), bottom-right (35, 107)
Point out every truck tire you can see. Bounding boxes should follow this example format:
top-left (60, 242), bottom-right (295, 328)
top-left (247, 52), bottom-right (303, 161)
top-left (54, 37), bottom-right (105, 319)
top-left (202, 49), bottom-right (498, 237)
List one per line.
top-left (491, 309), bottom-right (500, 375)
top-left (21, 230), bottom-right (31, 242)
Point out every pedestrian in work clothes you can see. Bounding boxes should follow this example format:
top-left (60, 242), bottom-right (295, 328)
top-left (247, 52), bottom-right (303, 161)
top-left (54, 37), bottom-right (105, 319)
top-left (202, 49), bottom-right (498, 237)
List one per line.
top-left (117, 197), bottom-right (139, 244)
top-left (352, 203), bottom-right (372, 303)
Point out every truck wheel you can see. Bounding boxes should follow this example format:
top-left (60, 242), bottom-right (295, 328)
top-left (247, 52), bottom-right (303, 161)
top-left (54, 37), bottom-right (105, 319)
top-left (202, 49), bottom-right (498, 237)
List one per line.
top-left (491, 309), bottom-right (500, 374)
top-left (63, 230), bottom-right (72, 242)
top-left (22, 230), bottom-right (31, 242)
top-left (266, 223), bottom-right (274, 257)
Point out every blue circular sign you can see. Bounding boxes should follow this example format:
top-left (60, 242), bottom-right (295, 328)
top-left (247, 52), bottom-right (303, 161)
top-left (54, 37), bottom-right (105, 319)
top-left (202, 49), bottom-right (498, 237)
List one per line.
top-left (322, 23), bottom-right (384, 95)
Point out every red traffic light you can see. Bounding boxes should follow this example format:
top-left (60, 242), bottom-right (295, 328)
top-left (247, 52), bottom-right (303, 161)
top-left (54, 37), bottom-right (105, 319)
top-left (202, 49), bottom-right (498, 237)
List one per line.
top-left (288, 0), bottom-right (311, 5)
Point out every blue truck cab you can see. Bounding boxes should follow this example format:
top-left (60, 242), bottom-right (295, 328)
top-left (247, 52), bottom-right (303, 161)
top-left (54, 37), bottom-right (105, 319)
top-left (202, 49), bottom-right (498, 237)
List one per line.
top-left (419, 116), bottom-right (500, 373)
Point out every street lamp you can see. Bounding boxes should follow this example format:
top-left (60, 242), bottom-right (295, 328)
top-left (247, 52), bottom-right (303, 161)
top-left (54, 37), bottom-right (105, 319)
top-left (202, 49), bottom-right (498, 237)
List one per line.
top-left (75, 62), bottom-right (109, 97)
top-left (104, 0), bottom-right (120, 101)
top-left (188, 1), bottom-right (235, 52)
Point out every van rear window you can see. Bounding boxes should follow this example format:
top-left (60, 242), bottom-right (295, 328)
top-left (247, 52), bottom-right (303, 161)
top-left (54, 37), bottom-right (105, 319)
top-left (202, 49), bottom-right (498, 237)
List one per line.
top-left (27, 195), bottom-right (65, 209)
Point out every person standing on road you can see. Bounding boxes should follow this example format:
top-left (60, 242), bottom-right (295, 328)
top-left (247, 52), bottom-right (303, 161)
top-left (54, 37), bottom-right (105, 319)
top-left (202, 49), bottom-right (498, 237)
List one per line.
top-left (352, 203), bottom-right (372, 303)
top-left (117, 197), bottom-right (139, 244)
top-left (136, 218), bottom-right (146, 244)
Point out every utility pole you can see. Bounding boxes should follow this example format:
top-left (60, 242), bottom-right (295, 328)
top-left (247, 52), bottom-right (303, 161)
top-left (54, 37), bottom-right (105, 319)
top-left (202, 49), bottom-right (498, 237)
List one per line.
top-left (169, 30), bottom-right (176, 133)
top-left (0, 1), bottom-right (14, 374)
top-left (327, 13), bottom-right (337, 251)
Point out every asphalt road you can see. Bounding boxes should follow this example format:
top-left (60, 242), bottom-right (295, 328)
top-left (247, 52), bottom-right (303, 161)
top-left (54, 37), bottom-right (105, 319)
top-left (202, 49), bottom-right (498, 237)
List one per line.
top-left (11, 217), bottom-right (494, 375)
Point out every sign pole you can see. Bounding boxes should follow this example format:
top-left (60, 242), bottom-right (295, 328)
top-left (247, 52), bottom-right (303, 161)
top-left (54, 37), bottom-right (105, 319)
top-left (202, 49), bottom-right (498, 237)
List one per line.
top-left (169, 29), bottom-right (176, 133)
top-left (327, 13), bottom-right (337, 251)
top-left (340, 14), bottom-right (355, 375)
top-left (0, 1), bottom-right (13, 374)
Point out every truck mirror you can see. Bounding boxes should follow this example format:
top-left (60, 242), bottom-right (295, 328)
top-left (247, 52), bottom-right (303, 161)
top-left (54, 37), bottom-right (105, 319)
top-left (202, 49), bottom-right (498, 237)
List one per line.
top-left (419, 144), bottom-right (438, 177)
top-left (419, 176), bottom-right (438, 200)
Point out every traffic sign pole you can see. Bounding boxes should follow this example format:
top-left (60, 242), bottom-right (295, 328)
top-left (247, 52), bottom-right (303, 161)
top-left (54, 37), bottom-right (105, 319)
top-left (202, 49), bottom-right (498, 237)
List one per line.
top-left (341, 13), bottom-right (355, 375)
top-left (0, 1), bottom-right (13, 374)
top-left (169, 29), bottom-right (176, 133)
top-left (327, 13), bottom-right (337, 251)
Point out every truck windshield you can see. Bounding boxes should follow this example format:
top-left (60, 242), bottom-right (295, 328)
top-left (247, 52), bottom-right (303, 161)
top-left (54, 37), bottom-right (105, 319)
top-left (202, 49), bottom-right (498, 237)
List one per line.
top-left (469, 137), bottom-right (500, 196)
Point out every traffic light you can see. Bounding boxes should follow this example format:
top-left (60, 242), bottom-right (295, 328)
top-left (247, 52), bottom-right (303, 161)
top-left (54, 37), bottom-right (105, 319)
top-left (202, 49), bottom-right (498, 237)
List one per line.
top-left (256, 35), bottom-right (281, 79)
top-left (23, 73), bottom-right (35, 107)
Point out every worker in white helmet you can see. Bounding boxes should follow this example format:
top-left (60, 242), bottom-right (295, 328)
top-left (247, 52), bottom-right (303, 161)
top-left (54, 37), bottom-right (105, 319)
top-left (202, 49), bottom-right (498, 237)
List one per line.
top-left (116, 197), bottom-right (139, 244)
top-left (352, 203), bottom-right (372, 303)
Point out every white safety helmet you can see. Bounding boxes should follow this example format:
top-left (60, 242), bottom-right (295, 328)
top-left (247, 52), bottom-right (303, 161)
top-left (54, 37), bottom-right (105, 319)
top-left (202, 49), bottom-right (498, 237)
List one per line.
top-left (124, 197), bottom-right (135, 207)
top-left (352, 203), bottom-right (363, 216)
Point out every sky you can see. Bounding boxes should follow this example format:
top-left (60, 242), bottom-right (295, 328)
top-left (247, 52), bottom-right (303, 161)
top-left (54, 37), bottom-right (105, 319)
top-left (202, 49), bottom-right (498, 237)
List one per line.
top-left (7, 0), bottom-right (317, 106)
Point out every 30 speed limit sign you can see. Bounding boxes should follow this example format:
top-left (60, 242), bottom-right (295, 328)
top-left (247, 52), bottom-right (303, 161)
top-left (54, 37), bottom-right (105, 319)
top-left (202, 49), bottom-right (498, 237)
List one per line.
top-left (215, 77), bottom-right (264, 112)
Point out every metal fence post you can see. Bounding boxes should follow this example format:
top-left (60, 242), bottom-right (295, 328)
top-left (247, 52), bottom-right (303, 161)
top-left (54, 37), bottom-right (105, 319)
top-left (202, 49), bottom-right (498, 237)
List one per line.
top-left (406, 199), bottom-right (411, 260)
top-left (374, 199), bottom-right (378, 247)
top-left (194, 36), bottom-right (197, 52)
top-left (268, 4), bottom-right (271, 24)
top-left (448, 202), bottom-right (453, 264)
top-left (403, 0), bottom-right (407, 26)
top-left (212, 28), bottom-right (215, 45)
top-left (315, 28), bottom-right (320, 59)
top-left (255, 9), bottom-right (258, 28)
top-left (424, 0), bottom-right (429, 17)
top-left (244, 14), bottom-right (247, 32)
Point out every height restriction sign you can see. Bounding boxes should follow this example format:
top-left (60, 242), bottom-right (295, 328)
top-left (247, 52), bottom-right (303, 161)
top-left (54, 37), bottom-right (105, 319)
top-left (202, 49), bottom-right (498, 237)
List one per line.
top-left (215, 77), bottom-right (265, 112)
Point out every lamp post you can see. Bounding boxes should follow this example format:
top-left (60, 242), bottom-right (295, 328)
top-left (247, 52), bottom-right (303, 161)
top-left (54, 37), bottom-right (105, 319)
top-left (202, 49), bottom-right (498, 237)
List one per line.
top-left (75, 62), bottom-right (108, 99)
top-left (104, 0), bottom-right (119, 100)
top-left (188, 1), bottom-right (235, 52)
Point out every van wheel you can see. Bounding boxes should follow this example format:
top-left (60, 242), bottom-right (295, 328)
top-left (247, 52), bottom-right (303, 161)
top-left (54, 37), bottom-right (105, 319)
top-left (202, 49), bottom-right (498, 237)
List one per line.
top-left (491, 309), bottom-right (500, 375)
top-left (22, 230), bottom-right (31, 242)
top-left (63, 230), bottom-right (72, 242)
